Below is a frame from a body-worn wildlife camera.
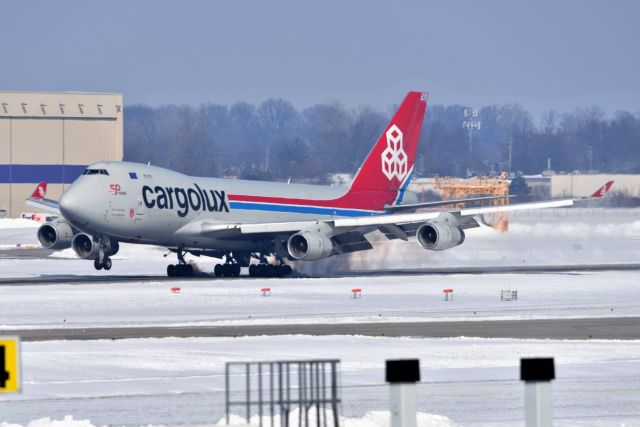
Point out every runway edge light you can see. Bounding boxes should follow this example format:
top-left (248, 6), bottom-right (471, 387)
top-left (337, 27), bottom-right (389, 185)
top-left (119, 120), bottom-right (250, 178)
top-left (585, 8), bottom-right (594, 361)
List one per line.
top-left (0, 336), bottom-right (21, 393)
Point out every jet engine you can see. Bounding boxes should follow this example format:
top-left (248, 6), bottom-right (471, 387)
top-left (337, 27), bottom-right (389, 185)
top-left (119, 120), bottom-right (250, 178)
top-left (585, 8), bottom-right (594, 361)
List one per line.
top-left (71, 233), bottom-right (119, 260)
top-left (37, 220), bottom-right (74, 250)
top-left (287, 231), bottom-right (336, 261)
top-left (416, 214), bottom-right (465, 251)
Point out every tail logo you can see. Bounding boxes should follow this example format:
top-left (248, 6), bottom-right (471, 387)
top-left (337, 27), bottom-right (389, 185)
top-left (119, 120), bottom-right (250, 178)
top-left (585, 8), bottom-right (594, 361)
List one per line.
top-left (381, 124), bottom-right (408, 181)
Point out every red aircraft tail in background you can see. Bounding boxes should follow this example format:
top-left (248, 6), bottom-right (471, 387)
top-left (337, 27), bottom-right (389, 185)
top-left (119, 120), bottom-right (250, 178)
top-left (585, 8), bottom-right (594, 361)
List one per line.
top-left (591, 181), bottom-right (614, 198)
top-left (30, 182), bottom-right (47, 199)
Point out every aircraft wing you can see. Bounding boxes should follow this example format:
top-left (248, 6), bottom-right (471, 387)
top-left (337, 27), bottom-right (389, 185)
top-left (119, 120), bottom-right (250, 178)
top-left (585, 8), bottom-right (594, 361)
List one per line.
top-left (198, 181), bottom-right (613, 241)
top-left (26, 197), bottom-right (61, 214)
top-left (384, 195), bottom-right (514, 212)
top-left (231, 198), bottom-right (572, 235)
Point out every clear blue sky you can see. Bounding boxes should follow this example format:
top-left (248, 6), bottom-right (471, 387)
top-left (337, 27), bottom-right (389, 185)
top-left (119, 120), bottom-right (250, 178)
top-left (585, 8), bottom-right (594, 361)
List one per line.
top-left (3, 0), bottom-right (639, 119)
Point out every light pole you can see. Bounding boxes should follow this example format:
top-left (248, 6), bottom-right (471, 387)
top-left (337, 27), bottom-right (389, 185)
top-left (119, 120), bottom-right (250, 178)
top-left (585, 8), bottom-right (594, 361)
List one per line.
top-left (463, 108), bottom-right (481, 176)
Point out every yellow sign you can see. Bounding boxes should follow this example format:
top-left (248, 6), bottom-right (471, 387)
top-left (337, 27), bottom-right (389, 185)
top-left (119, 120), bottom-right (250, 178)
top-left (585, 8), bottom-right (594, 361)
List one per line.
top-left (0, 337), bottom-right (20, 393)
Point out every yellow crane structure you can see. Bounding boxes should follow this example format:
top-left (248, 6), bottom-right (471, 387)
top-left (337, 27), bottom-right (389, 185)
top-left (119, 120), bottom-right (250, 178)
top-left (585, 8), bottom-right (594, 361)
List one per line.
top-left (434, 172), bottom-right (511, 232)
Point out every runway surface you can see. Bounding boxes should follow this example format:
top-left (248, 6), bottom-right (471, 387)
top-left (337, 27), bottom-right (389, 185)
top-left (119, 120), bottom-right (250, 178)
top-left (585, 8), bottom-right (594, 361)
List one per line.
top-left (6, 316), bottom-right (640, 341)
top-left (0, 248), bottom-right (54, 259)
top-left (2, 262), bottom-right (640, 285)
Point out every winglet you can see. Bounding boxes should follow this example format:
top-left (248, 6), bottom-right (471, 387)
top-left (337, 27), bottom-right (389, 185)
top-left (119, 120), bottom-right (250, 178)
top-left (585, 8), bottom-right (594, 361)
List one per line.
top-left (30, 182), bottom-right (47, 199)
top-left (590, 181), bottom-right (614, 198)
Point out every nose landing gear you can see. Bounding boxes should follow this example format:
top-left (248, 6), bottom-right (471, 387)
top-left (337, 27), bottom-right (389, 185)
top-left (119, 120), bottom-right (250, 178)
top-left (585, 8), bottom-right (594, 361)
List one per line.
top-left (93, 257), bottom-right (112, 271)
top-left (93, 239), bottom-right (113, 271)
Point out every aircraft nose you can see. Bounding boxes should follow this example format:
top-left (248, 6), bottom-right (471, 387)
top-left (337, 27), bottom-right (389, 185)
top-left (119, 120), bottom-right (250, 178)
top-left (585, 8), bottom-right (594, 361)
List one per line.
top-left (59, 186), bottom-right (80, 217)
top-left (60, 183), bottom-right (94, 225)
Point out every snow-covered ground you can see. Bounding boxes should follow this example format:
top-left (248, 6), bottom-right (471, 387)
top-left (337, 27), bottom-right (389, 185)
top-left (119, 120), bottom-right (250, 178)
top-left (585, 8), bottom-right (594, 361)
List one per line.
top-left (0, 336), bottom-right (638, 426)
top-left (1, 270), bottom-right (639, 329)
top-left (1, 209), bottom-right (639, 426)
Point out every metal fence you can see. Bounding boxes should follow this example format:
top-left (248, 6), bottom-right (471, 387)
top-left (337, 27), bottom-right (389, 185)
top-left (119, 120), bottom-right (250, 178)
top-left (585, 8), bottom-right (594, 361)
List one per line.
top-left (225, 360), bottom-right (341, 427)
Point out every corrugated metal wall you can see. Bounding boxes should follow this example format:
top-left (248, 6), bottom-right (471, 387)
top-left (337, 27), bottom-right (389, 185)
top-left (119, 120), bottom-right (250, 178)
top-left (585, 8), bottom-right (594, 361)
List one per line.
top-left (0, 92), bottom-right (123, 217)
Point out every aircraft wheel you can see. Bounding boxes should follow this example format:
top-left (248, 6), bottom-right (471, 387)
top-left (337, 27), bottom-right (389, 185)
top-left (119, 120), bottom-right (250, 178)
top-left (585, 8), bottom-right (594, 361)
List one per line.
top-left (256, 264), bottom-right (267, 277)
top-left (94, 258), bottom-right (103, 270)
top-left (167, 265), bottom-right (176, 277)
top-left (103, 257), bottom-right (112, 271)
top-left (222, 264), bottom-right (234, 277)
top-left (266, 265), bottom-right (276, 277)
top-left (232, 264), bottom-right (241, 277)
top-left (275, 265), bottom-right (284, 276)
top-left (214, 264), bottom-right (223, 277)
top-left (185, 264), bottom-right (194, 276)
top-left (249, 265), bottom-right (257, 277)
top-left (282, 265), bottom-right (293, 276)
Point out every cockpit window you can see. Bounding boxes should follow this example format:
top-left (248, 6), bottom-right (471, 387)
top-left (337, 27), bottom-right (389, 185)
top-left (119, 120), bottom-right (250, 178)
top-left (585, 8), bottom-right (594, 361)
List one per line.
top-left (83, 169), bottom-right (110, 175)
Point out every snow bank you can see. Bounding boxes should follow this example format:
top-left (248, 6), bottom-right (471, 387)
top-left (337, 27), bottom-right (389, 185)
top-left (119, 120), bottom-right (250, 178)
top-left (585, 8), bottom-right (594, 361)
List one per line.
top-left (218, 410), bottom-right (456, 427)
top-left (0, 416), bottom-right (95, 427)
top-left (0, 412), bottom-right (455, 427)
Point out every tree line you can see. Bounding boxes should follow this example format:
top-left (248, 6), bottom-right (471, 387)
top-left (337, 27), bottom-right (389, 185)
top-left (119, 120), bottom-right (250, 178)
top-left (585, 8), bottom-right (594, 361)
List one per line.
top-left (124, 99), bottom-right (640, 182)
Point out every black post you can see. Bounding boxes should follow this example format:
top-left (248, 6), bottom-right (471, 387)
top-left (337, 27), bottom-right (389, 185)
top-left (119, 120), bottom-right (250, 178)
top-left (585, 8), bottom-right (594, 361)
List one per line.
top-left (520, 358), bottom-right (555, 427)
top-left (386, 359), bottom-right (420, 427)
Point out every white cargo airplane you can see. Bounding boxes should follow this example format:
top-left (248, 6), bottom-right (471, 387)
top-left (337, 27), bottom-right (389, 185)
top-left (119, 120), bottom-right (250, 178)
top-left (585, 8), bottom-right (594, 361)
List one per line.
top-left (27, 92), bottom-right (613, 277)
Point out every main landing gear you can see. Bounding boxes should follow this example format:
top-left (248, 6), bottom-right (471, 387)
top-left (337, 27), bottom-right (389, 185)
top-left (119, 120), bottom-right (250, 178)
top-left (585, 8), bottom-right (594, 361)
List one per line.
top-left (248, 254), bottom-right (293, 278)
top-left (167, 250), bottom-right (195, 277)
top-left (163, 250), bottom-right (294, 278)
top-left (214, 254), bottom-right (241, 277)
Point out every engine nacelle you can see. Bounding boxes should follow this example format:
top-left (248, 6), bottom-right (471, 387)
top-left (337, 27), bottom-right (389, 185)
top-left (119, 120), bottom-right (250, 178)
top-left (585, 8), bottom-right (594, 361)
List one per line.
top-left (416, 216), bottom-right (465, 251)
top-left (71, 233), bottom-right (119, 260)
top-left (287, 231), bottom-right (336, 261)
top-left (37, 220), bottom-right (74, 250)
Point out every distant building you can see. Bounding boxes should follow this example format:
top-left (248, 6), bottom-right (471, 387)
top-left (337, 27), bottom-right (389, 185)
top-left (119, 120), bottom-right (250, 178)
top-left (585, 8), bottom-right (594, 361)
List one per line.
top-left (0, 92), bottom-right (123, 217)
top-left (522, 175), bottom-right (551, 199)
top-left (551, 174), bottom-right (640, 198)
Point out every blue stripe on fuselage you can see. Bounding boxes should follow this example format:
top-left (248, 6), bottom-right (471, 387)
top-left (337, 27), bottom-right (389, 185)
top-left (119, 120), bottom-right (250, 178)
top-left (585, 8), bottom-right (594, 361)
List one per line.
top-left (229, 201), bottom-right (383, 217)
